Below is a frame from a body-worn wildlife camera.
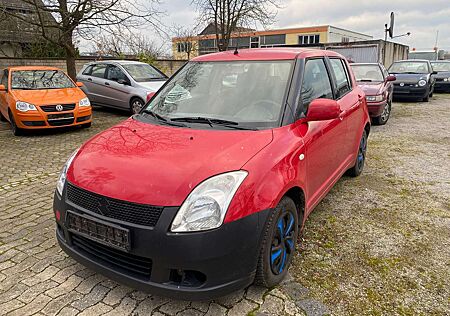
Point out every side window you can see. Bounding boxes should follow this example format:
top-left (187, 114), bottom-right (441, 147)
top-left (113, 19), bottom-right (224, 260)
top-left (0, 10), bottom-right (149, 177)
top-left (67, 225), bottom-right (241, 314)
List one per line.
top-left (90, 64), bottom-right (107, 78)
top-left (1, 69), bottom-right (9, 89)
top-left (330, 58), bottom-right (351, 98)
top-left (82, 65), bottom-right (93, 75)
top-left (301, 59), bottom-right (333, 111)
top-left (107, 65), bottom-right (128, 82)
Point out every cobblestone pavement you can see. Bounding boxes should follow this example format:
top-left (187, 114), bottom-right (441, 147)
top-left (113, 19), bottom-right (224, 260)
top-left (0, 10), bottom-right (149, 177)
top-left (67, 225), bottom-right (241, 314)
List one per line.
top-left (0, 95), bottom-right (449, 315)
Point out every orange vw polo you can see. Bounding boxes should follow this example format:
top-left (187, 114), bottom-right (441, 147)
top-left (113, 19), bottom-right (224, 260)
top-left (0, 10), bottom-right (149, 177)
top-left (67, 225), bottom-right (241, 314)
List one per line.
top-left (0, 66), bottom-right (92, 135)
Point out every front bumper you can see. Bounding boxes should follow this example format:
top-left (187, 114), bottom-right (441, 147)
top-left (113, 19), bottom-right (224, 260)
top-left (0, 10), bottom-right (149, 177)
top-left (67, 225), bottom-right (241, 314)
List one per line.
top-left (366, 100), bottom-right (387, 117)
top-left (393, 85), bottom-right (429, 100)
top-left (53, 183), bottom-right (270, 300)
top-left (14, 106), bottom-right (92, 129)
top-left (434, 80), bottom-right (450, 93)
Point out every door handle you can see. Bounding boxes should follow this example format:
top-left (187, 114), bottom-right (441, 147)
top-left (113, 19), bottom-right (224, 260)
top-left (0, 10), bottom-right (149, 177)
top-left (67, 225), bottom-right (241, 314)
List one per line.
top-left (105, 82), bottom-right (110, 86)
top-left (87, 78), bottom-right (92, 81)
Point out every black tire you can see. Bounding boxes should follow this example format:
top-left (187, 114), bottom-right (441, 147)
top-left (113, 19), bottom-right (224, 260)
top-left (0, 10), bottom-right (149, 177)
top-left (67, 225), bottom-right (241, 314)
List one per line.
top-left (0, 111), bottom-right (6, 122)
top-left (255, 196), bottom-right (299, 287)
top-left (423, 92), bottom-right (430, 102)
top-left (81, 122), bottom-right (91, 128)
top-left (130, 97), bottom-right (144, 115)
top-left (347, 130), bottom-right (367, 177)
top-left (9, 110), bottom-right (24, 136)
top-left (372, 100), bottom-right (391, 126)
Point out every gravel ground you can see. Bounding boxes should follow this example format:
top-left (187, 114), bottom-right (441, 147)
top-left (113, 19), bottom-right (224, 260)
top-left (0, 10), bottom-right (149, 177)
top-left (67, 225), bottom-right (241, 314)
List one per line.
top-left (291, 94), bottom-right (450, 315)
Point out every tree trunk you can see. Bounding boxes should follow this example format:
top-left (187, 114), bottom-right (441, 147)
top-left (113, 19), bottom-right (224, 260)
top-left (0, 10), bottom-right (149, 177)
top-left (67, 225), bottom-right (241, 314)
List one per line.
top-left (64, 34), bottom-right (77, 80)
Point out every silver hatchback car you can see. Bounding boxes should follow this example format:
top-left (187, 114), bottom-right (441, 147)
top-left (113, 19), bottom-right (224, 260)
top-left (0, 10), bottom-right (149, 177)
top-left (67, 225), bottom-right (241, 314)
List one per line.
top-left (76, 60), bottom-right (168, 114)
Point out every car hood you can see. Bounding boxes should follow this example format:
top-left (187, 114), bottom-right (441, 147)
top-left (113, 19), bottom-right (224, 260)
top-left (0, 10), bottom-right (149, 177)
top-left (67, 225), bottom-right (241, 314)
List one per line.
top-left (390, 73), bottom-right (429, 84)
top-left (356, 82), bottom-right (383, 96)
top-left (11, 88), bottom-right (85, 105)
top-left (136, 80), bottom-right (166, 92)
top-left (433, 71), bottom-right (450, 79)
top-left (67, 117), bottom-right (273, 206)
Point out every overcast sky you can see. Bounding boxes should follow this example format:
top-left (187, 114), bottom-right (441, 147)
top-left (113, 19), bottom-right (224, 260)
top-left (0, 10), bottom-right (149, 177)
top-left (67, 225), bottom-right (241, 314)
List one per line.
top-left (87, 0), bottom-right (450, 54)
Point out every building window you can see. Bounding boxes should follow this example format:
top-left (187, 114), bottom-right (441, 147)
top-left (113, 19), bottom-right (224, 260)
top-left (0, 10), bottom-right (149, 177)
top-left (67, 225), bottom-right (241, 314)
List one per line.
top-left (250, 36), bottom-right (259, 48)
top-left (298, 34), bottom-right (320, 45)
top-left (261, 34), bottom-right (286, 46)
top-left (342, 37), bottom-right (350, 43)
top-left (177, 42), bottom-right (192, 53)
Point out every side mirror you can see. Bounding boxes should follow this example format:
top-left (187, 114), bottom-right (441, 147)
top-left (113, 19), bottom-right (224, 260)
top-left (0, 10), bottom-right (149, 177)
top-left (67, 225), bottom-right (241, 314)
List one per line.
top-left (76, 82), bottom-right (84, 87)
top-left (0, 84), bottom-right (6, 91)
top-left (386, 75), bottom-right (396, 82)
top-left (306, 99), bottom-right (340, 122)
top-left (431, 71), bottom-right (438, 75)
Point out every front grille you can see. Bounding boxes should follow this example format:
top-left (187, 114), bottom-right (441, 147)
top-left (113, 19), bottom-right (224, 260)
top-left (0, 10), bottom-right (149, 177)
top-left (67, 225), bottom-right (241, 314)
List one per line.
top-left (72, 234), bottom-right (152, 279)
top-left (40, 103), bottom-right (76, 112)
top-left (66, 183), bottom-right (164, 227)
top-left (48, 118), bottom-right (75, 126)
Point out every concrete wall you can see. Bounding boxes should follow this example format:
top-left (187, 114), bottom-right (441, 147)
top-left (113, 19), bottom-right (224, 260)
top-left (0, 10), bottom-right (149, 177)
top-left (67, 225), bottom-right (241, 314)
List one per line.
top-left (285, 31), bottom-right (328, 45)
top-left (0, 57), bottom-right (187, 76)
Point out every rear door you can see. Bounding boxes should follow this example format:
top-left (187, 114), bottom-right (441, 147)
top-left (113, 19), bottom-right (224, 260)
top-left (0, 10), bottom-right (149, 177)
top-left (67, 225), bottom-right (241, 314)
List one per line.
top-left (103, 64), bottom-right (132, 109)
top-left (79, 64), bottom-right (108, 105)
top-left (299, 58), bottom-right (347, 210)
top-left (328, 57), bottom-right (363, 163)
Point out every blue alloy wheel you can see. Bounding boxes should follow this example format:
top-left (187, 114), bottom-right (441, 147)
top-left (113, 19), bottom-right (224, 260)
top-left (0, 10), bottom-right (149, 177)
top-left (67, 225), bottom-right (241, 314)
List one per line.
top-left (270, 210), bottom-right (295, 275)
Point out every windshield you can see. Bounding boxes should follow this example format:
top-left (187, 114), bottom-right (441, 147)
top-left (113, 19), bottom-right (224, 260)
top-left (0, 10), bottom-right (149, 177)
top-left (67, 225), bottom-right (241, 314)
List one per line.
top-left (122, 64), bottom-right (167, 82)
top-left (11, 70), bottom-right (75, 90)
top-left (408, 52), bottom-right (437, 61)
top-left (351, 64), bottom-right (384, 82)
top-left (143, 60), bottom-right (293, 128)
top-left (431, 62), bottom-right (450, 72)
top-left (389, 61), bottom-right (429, 74)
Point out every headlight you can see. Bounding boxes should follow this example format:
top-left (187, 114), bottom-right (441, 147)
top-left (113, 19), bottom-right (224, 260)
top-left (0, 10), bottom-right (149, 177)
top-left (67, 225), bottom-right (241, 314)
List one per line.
top-left (418, 80), bottom-right (427, 87)
top-left (171, 171), bottom-right (248, 232)
top-left (16, 101), bottom-right (36, 112)
top-left (444, 78), bottom-right (449, 82)
top-left (79, 97), bottom-right (91, 107)
top-left (366, 95), bottom-right (384, 102)
top-left (56, 148), bottom-right (79, 196)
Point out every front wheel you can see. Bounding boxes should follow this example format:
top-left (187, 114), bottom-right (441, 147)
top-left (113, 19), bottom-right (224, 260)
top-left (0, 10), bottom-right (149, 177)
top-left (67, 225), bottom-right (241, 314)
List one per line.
top-left (9, 110), bottom-right (24, 136)
top-left (347, 130), bottom-right (367, 177)
top-left (255, 196), bottom-right (299, 287)
top-left (373, 100), bottom-right (391, 125)
top-left (130, 98), bottom-right (144, 115)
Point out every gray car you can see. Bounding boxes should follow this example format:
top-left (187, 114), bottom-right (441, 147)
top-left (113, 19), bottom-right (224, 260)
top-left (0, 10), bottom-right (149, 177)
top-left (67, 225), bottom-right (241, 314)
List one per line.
top-left (76, 60), bottom-right (168, 114)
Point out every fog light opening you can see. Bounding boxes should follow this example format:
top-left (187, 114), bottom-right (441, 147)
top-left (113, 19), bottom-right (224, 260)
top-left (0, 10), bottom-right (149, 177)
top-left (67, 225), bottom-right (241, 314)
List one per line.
top-left (55, 210), bottom-right (61, 221)
top-left (169, 269), bottom-right (206, 287)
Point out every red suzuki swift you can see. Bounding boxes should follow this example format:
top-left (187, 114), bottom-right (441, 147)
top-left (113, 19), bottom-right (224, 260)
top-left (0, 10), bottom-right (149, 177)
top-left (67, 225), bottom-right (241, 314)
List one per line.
top-left (54, 48), bottom-right (370, 300)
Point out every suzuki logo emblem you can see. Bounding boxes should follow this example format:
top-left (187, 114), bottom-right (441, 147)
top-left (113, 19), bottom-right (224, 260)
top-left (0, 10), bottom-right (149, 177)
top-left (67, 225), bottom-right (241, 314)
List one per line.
top-left (55, 104), bottom-right (64, 112)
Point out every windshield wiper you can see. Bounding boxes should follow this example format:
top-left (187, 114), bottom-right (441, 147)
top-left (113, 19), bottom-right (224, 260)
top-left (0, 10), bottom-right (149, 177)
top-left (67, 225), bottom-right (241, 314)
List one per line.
top-left (171, 116), bottom-right (257, 130)
top-left (141, 110), bottom-right (188, 127)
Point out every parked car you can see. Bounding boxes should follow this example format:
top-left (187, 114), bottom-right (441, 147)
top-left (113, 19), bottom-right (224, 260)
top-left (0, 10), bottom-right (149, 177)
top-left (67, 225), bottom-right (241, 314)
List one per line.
top-left (430, 60), bottom-right (450, 93)
top-left (350, 63), bottom-right (396, 125)
top-left (54, 48), bottom-right (370, 300)
top-left (76, 60), bottom-right (168, 114)
top-left (388, 59), bottom-right (436, 102)
top-left (0, 66), bottom-right (92, 136)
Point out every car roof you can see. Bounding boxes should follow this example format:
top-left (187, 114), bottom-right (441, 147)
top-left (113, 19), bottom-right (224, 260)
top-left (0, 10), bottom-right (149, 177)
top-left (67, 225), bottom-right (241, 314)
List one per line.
top-left (431, 60), bottom-right (450, 63)
top-left (350, 63), bottom-right (381, 66)
top-left (88, 60), bottom-right (147, 65)
top-left (192, 48), bottom-right (345, 62)
top-left (8, 66), bottom-right (62, 71)
top-left (395, 59), bottom-right (430, 63)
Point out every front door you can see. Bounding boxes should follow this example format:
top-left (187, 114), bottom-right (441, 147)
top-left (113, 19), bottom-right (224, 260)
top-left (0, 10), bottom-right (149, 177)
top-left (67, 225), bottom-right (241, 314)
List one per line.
top-left (299, 58), bottom-right (347, 211)
top-left (103, 65), bottom-right (132, 109)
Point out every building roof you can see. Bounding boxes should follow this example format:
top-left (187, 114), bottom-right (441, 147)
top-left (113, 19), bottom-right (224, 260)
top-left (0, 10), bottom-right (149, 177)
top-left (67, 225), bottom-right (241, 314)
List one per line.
top-left (192, 47), bottom-right (344, 61)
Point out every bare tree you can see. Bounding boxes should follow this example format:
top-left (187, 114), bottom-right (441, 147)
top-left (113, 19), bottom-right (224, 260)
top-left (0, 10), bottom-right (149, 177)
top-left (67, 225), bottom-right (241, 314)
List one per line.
top-left (0, 0), bottom-right (162, 79)
top-left (93, 31), bottom-right (165, 59)
top-left (192, 0), bottom-right (280, 51)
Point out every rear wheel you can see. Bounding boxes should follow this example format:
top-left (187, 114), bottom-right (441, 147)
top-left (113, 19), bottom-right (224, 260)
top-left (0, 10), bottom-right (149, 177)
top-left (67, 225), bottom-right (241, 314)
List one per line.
top-left (255, 196), bottom-right (299, 287)
top-left (9, 110), bottom-right (24, 136)
top-left (373, 100), bottom-right (391, 125)
top-left (347, 130), bottom-right (367, 177)
top-left (130, 98), bottom-right (144, 115)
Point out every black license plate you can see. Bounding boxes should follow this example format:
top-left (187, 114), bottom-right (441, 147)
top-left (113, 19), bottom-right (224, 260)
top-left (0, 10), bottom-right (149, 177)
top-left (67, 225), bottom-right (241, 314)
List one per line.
top-left (66, 211), bottom-right (130, 251)
top-left (48, 113), bottom-right (74, 120)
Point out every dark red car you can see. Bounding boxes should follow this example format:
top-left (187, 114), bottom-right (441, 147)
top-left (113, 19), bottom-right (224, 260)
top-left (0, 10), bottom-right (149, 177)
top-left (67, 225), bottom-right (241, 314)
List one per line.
top-left (53, 48), bottom-right (370, 300)
top-left (350, 63), bottom-right (396, 125)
